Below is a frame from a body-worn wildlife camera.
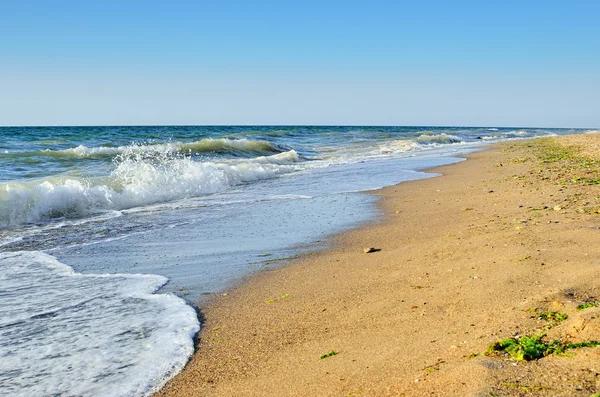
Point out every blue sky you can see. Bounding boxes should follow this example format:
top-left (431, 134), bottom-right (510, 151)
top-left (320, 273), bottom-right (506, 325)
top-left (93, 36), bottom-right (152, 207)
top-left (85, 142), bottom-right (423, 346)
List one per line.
top-left (1, 1), bottom-right (599, 127)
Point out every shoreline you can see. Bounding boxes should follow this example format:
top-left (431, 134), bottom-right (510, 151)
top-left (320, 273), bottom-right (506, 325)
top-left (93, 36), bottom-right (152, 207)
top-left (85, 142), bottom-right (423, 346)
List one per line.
top-left (158, 134), bottom-right (600, 396)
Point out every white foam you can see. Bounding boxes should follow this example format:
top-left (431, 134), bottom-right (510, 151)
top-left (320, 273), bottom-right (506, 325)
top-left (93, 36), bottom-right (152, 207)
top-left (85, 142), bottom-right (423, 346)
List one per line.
top-left (0, 251), bottom-right (199, 397)
top-left (66, 145), bottom-right (122, 156)
top-left (46, 138), bottom-right (280, 158)
top-left (379, 139), bottom-right (420, 154)
top-left (416, 133), bottom-right (462, 144)
top-left (250, 149), bottom-right (301, 164)
top-left (0, 152), bottom-right (304, 227)
top-left (265, 194), bottom-right (313, 200)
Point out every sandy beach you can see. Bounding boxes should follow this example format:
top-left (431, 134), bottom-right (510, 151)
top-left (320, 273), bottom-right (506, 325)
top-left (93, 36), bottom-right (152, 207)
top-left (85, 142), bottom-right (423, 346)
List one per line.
top-left (158, 134), bottom-right (600, 396)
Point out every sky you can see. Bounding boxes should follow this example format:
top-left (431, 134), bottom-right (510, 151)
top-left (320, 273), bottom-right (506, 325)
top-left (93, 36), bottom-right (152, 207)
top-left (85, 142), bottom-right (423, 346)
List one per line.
top-left (1, 0), bottom-right (599, 127)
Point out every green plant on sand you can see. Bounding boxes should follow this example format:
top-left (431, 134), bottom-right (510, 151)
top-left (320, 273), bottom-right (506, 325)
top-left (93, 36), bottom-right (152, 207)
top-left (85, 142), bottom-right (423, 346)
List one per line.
top-left (577, 302), bottom-right (599, 311)
top-left (487, 334), bottom-right (600, 361)
top-left (319, 351), bottom-right (338, 359)
top-left (508, 138), bottom-right (600, 189)
top-left (537, 311), bottom-right (568, 324)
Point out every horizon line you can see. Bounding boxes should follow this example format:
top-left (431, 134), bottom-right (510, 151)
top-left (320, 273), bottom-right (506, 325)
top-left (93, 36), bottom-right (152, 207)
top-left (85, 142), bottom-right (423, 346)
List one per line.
top-left (0, 124), bottom-right (595, 130)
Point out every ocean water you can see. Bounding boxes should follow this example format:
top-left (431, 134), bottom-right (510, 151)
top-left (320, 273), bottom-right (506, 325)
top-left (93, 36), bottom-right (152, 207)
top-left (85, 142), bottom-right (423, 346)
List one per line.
top-left (0, 125), bottom-right (583, 395)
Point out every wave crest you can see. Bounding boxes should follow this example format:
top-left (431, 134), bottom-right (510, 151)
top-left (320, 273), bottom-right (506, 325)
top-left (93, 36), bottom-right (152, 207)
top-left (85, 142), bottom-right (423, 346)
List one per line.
top-left (19, 138), bottom-right (283, 159)
top-left (379, 140), bottom-right (419, 154)
top-left (0, 151), bottom-right (303, 228)
top-left (416, 133), bottom-right (462, 144)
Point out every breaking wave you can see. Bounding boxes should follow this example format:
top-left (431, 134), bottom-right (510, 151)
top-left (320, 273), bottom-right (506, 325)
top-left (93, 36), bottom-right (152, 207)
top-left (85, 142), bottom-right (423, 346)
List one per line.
top-left (379, 139), bottom-right (420, 154)
top-left (416, 133), bottom-right (462, 144)
top-left (0, 150), bottom-right (303, 228)
top-left (378, 134), bottom-right (464, 154)
top-left (10, 138), bottom-right (284, 159)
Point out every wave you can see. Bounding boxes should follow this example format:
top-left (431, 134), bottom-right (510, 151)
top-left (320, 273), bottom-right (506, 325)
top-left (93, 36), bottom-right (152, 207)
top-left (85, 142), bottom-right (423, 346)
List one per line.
top-left (250, 149), bottom-right (301, 164)
top-left (416, 133), bottom-right (463, 144)
top-left (0, 251), bottom-right (199, 397)
top-left (481, 130), bottom-right (558, 140)
top-left (7, 138), bottom-right (284, 159)
top-left (379, 139), bottom-right (420, 154)
top-left (0, 150), bottom-right (303, 228)
top-left (378, 134), bottom-right (466, 155)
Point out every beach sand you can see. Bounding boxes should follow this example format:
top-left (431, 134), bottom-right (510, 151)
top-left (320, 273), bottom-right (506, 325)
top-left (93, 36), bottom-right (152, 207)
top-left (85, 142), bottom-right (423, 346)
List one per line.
top-left (157, 134), bottom-right (600, 396)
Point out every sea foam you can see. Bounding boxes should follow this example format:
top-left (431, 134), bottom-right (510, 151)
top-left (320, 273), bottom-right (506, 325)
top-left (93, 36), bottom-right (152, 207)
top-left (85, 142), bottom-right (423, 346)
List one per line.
top-left (416, 133), bottom-right (462, 144)
top-left (0, 251), bottom-right (199, 397)
top-left (0, 150), bottom-right (302, 227)
top-left (33, 138), bottom-right (282, 159)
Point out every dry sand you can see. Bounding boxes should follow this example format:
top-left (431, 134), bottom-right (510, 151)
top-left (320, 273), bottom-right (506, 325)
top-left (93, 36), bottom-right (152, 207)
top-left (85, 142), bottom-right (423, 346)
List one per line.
top-left (158, 134), bottom-right (600, 396)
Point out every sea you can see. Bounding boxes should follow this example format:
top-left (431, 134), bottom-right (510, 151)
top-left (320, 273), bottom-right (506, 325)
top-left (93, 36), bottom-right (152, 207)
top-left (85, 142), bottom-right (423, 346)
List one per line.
top-left (0, 125), bottom-right (585, 396)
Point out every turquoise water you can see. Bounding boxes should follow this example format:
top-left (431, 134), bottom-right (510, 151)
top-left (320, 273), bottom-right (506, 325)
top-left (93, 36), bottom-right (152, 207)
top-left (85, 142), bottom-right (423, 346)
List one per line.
top-left (0, 125), bottom-right (585, 396)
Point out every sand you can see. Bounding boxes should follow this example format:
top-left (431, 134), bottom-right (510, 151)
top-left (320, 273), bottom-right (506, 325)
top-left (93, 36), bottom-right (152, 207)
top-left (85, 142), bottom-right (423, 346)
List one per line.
top-left (157, 134), bottom-right (600, 396)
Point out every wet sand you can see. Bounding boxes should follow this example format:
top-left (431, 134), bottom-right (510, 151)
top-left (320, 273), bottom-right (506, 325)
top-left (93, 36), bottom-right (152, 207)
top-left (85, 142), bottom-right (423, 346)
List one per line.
top-left (158, 134), bottom-right (600, 396)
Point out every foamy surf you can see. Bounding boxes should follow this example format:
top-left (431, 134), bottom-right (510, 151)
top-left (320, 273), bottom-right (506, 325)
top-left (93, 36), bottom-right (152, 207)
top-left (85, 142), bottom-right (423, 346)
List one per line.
top-left (416, 132), bottom-right (463, 144)
top-left (18, 138), bottom-right (284, 159)
top-left (0, 251), bottom-right (200, 397)
top-left (0, 150), bottom-right (304, 228)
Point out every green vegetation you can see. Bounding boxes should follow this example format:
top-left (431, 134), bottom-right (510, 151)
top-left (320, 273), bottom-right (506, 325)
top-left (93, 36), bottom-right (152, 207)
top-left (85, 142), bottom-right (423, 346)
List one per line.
top-left (534, 138), bottom-right (600, 184)
top-left (535, 138), bottom-right (578, 163)
top-left (488, 302), bottom-right (600, 361)
top-left (319, 350), bottom-right (338, 359)
top-left (537, 311), bottom-right (568, 324)
top-left (577, 302), bottom-right (599, 311)
top-left (265, 293), bottom-right (292, 304)
top-left (488, 335), bottom-right (554, 361)
top-left (501, 382), bottom-right (547, 392)
top-left (487, 335), bottom-right (600, 361)
top-left (571, 177), bottom-right (600, 185)
top-left (564, 341), bottom-right (600, 349)
top-left (508, 138), bottom-right (600, 189)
